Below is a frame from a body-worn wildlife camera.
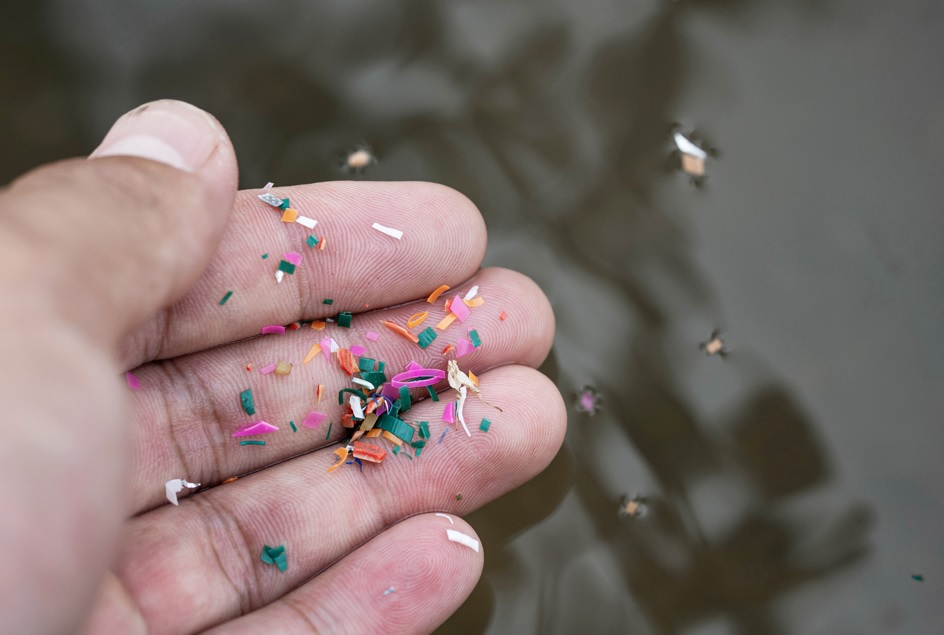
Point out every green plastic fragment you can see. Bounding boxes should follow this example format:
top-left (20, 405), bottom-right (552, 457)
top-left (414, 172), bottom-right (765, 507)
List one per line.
top-left (323, 298), bottom-right (334, 305)
top-left (325, 421), bottom-right (333, 440)
top-left (240, 440), bottom-right (265, 446)
top-left (377, 414), bottom-right (415, 443)
top-left (411, 440), bottom-right (426, 449)
top-left (358, 357), bottom-right (376, 372)
top-left (398, 386), bottom-right (412, 412)
top-left (307, 235), bottom-right (319, 248)
top-left (338, 387), bottom-right (369, 405)
top-left (360, 371), bottom-right (387, 386)
top-left (389, 401), bottom-right (401, 418)
top-left (913, 574), bottom-right (925, 582)
top-left (415, 447), bottom-right (422, 458)
top-left (337, 312), bottom-right (353, 328)
top-left (219, 290), bottom-right (234, 306)
top-left (393, 445), bottom-right (400, 455)
top-left (278, 260), bottom-right (296, 274)
top-left (469, 329), bottom-right (482, 348)
top-left (260, 544), bottom-right (288, 572)
top-left (455, 493), bottom-right (463, 501)
top-left (279, 197), bottom-right (291, 211)
top-left (290, 420), bottom-right (297, 433)
top-left (239, 389), bottom-right (255, 415)
top-left (419, 421), bottom-right (430, 439)
top-left (261, 253), bottom-right (269, 259)
top-left (479, 418), bottom-right (492, 432)
top-left (378, 361), bottom-right (385, 373)
top-left (427, 385), bottom-right (439, 402)
top-left (417, 327), bottom-right (438, 349)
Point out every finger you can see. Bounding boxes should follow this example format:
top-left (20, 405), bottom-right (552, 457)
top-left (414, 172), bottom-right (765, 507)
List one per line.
top-left (127, 267), bottom-right (553, 511)
top-left (0, 100), bottom-right (237, 635)
top-left (119, 179), bottom-right (487, 368)
top-left (112, 366), bottom-right (564, 634)
top-left (206, 515), bottom-right (483, 635)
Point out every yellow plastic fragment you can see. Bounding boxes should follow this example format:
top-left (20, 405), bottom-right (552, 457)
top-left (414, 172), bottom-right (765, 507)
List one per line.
top-left (275, 361), bottom-right (293, 375)
top-left (319, 237), bottom-right (326, 251)
top-left (468, 370), bottom-right (479, 386)
top-left (327, 446), bottom-right (349, 473)
top-left (407, 311), bottom-right (429, 329)
top-left (311, 320), bottom-right (326, 330)
top-left (303, 342), bottom-right (321, 364)
top-left (281, 208), bottom-right (299, 223)
top-left (366, 428), bottom-right (383, 438)
top-left (317, 384), bottom-right (325, 404)
top-left (382, 430), bottom-right (403, 446)
top-left (436, 314), bottom-right (457, 331)
top-left (463, 297), bottom-right (485, 307)
top-left (427, 284), bottom-right (450, 304)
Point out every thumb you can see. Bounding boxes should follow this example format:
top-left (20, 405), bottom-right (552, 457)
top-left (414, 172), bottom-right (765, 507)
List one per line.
top-left (0, 99), bottom-right (238, 350)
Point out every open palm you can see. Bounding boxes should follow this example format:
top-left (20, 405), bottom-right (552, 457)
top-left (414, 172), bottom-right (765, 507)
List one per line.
top-left (0, 100), bottom-right (564, 635)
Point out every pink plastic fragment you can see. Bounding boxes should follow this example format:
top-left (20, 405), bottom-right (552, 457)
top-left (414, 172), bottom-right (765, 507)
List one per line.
top-left (125, 371), bottom-right (140, 390)
top-left (284, 251), bottom-right (302, 266)
top-left (302, 412), bottom-right (326, 429)
top-left (320, 337), bottom-right (333, 360)
top-left (455, 337), bottom-right (475, 359)
top-left (260, 363), bottom-right (277, 374)
top-left (443, 402), bottom-right (455, 424)
top-left (366, 331), bottom-right (380, 342)
top-left (350, 345), bottom-right (367, 357)
top-left (391, 368), bottom-right (446, 388)
top-left (262, 325), bottom-right (286, 335)
top-left (449, 294), bottom-right (471, 322)
top-left (406, 360), bottom-right (422, 371)
top-left (232, 421), bottom-right (279, 437)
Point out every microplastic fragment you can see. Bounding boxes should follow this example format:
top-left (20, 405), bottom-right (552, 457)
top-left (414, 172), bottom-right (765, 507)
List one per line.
top-left (913, 574), bottom-right (925, 582)
top-left (303, 412), bottom-right (326, 429)
top-left (436, 314), bottom-right (457, 331)
top-left (311, 320), bottom-right (326, 330)
top-left (284, 251), bottom-right (302, 266)
top-left (281, 208), bottom-right (299, 223)
top-left (350, 345), bottom-right (367, 357)
top-left (469, 330), bottom-right (482, 348)
top-left (468, 370), bottom-right (479, 386)
top-left (576, 387), bottom-right (601, 415)
top-left (262, 253), bottom-right (269, 259)
top-left (456, 386), bottom-right (471, 437)
top-left (326, 421), bottom-right (333, 440)
top-left (418, 327), bottom-right (438, 349)
top-left (126, 372), bottom-right (140, 391)
top-left (278, 260), bottom-right (296, 275)
top-left (427, 284), bottom-right (450, 303)
top-left (427, 385), bottom-right (439, 402)
top-left (479, 418), bottom-right (491, 432)
top-left (275, 270), bottom-right (285, 284)
top-left (303, 342), bottom-right (321, 364)
top-left (263, 182), bottom-right (274, 190)
top-left (382, 320), bottom-right (419, 343)
top-left (384, 586), bottom-right (395, 596)
top-left (306, 235), bottom-right (319, 248)
top-left (359, 357), bottom-right (376, 372)
top-left (239, 389), bottom-right (255, 415)
top-left (366, 331), bottom-right (380, 341)
top-left (319, 237), bottom-right (326, 250)
top-left (406, 360), bottom-right (422, 371)
top-left (499, 311), bottom-right (508, 322)
top-left (323, 298), bottom-right (334, 305)
top-left (165, 479), bottom-right (200, 506)
top-left (455, 337), bottom-right (474, 359)
top-left (371, 222), bottom-right (404, 239)
top-left (443, 402), bottom-right (455, 424)
top-left (390, 368), bottom-right (446, 388)
top-left (240, 440), bottom-right (266, 446)
top-left (439, 427), bottom-right (449, 444)
top-left (262, 325), bottom-right (286, 335)
top-left (337, 312), bottom-right (353, 328)
top-left (463, 296), bottom-right (486, 308)
top-left (317, 384), bottom-right (325, 403)
top-left (260, 363), bottom-right (277, 374)
top-left (258, 192), bottom-right (284, 207)
top-left (435, 513), bottom-right (455, 524)
top-left (290, 421), bottom-right (297, 432)
top-left (673, 131), bottom-right (708, 159)
top-left (279, 198), bottom-right (291, 210)
top-left (449, 295), bottom-right (471, 322)
top-left (275, 361), bottom-right (293, 375)
top-left (260, 544), bottom-right (288, 572)
top-left (398, 386), bottom-right (412, 412)
top-left (419, 421), bottom-right (430, 439)
top-left (446, 529), bottom-right (480, 553)
top-left (320, 337), bottom-right (333, 360)
top-left (352, 377), bottom-right (375, 390)
top-left (219, 290), bottom-right (234, 306)
top-left (407, 311), bottom-right (429, 328)
top-left (463, 286), bottom-right (479, 302)
top-left (232, 421), bottom-right (279, 437)
top-left (295, 216), bottom-right (317, 229)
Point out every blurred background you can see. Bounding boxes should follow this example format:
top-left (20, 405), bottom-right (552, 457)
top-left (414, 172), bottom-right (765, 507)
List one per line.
top-left (3, 0), bottom-right (943, 632)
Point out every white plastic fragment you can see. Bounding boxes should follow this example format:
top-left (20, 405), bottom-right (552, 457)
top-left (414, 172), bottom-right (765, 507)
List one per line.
top-left (446, 529), bottom-right (480, 553)
top-left (263, 182), bottom-right (274, 190)
top-left (383, 586), bottom-right (396, 596)
top-left (371, 222), bottom-right (404, 240)
top-left (275, 270), bottom-right (285, 284)
top-left (435, 513), bottom-right (455, 524)
top-left (258, 192), bottom-right (284, 207)
top-left (463, 286), bottom-right (479, 302)
top-left (673, 132), bottom-right (708, 159)
top-left (330, 338), bottom-right (340, 353)
top-left (456, 385), bottom-right (471, 437)
top-left (165, 479), bottom-right (200, 506)
top-left (350, 395), bottom-right (366, 419)
top-left (296, 216), bottom-right (318, 229)
top-left (352, 377), bottom-right (375, 390)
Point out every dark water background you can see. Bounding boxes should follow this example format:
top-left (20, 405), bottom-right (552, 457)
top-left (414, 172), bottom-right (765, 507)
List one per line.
top-left (3, 1), bottom-right (943, 633)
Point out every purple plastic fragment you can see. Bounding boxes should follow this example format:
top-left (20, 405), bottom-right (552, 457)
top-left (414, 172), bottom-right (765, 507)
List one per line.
top-left (449, 295), bottom-right (471, 322)
top-left (262, 325), bottom-right (286, 335)
top-left (350, 345), bottom-right (367, 357)
top-left (232, 421), bottom-right (279, 437)
top-left (302, 412), bottom-right (326, 429)
top-left (455, 337), bottom-right (474, 359)
top-left (284, 251), bottom-right (302, 266)
top-left (260, 363), bottom-right (277, 375)
top-left (126, 372), bottom-right (141, 390)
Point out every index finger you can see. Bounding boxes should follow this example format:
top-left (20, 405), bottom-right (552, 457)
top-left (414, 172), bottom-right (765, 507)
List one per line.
top-left (121, 181), bottom-right (487, 368)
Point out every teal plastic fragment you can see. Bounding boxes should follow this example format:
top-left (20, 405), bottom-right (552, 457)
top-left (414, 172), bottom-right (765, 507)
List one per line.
top-left (239, 389), bottom-right (255, 415)
top-left (417, 327), bottom-right (438, 349)
top-left (240, 440), bottom-right (265, 446)
top-left (260, 544), bottom-right (288, 572)
top-left (398, 386), bottom-right (411, 412)
top-left (325, 421), bottom-right (333, 440)
top-left (290, 421), bottom-right (297, 433)
top-left (411, 440), bottom-right (426, 449)
top-left (479, 418), bottom-right (492, 432)
top-left (219, 290), bottom-right (234, 306)
top-left (338, 387), bottom-right (369, 405)
top-left (307, 235), bottom-right (319, 248)
top-left (279, 197), bottom-right (290, 210)
top-left (323, 298), bottom-right (334, 305)
top-left (419, 421), bottom-right (430, 439)
top-left (427, 385), bottom-right (439, 402)
top-left (378, 361), bottom-right (385, 372)
top-left (469, 329), bottom-right (482, 348)
top-left (393, 445), bottom-right (400, 455)
top-left (278, 260), bottom-right (296, 274)
top-left (415, 447), bottom-right (422, 457)
top-left (389, 401), bottom-right (401, 418)
top-left (377, 414), bottom-right (415, 443)
top-left (337, 312), bottom-right (353, 328)
top-left (261, 253), bottom-right (269, 259)
top-left (360, 371), bottom-right (387, 386)
top-left (358, 357), bottom-right (376, 372)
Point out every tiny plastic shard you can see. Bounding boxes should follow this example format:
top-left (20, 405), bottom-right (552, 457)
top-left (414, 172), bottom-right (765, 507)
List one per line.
top-left (436, 313), bottom-right (457, 331)
top-left (417, 327), bottom-right (438, 349)
top-left (302, 412), bottom-right (326, 429)
top-left (439, 427), bottom-right (449, 444)
top-left (278, 260), bottom-right (296, 275)
top-left (469, 330), bottom-right (482, 348)
top-left (455, 493), bottom-right (463, 501)
top-left (443, 402), bottom-right (455, 424)
top-left (700, 331), bottom-right (728, 357)
top-left (479, 418), bottom-right (491, 432)
top-left (366, 330), bottom-right (380, 341)
top-left (681, 154), bottom-right (705, 177)
top-left (258, 192), bottom-right (284, 207)
top-left (576, 386), bottom-right (602, 415)
top-left (446, 529), bottom-right (480, 553)
top-left (284, 251), bottom-right (302, 266)
top-left (382, 320), bottom-right (420, 343)
top-left (468, 370), bottom-right (479, 386)
top-left (455, 337), bottom-right (474, 359)
top-left (232, 421), bottom-right (279, 437)
top-left (352, 377), bottom-right (375, 390)
top-left (263, 182), bottom-right (274, 191)
top-left (261, 325), bottom-right (286, 335)
top-left (325, 421), bottom-right (333, 440)
top-left (261, 253), bottom-right (269, 259)
top-left (323, 298), bottom-right (334, 305)
top-left (350, 345), bottom-right (367, 357)
top-left (320, 337), bottom-right (333, 360)
top-left (337, 312), bottom-right (353, 328)
top-left (240, 440), bottom-right (266, 446)
top-left (303, 342), bottom-right (321, 365)
top-left (319, 237), bottom-right (326, 250)
top-left (295, 215), bottom-right (317, 229)
top-left (371, 222), bottom-right (404, 240)
top-left (407, 311), bottom-right (429, 329)
top-left (456, 386), bottom-right (471, 437)
top-left (463, 286), bottom-right (479, 302)
top-left (126, 372), bottom-right (140, 391)
top-left (281, 208), bottom-right (299, 223)
top-left (275, 361), bottom-right (293, 376)
top-left (290, 420), bottom-right (297, 432)
top-left (912, 574), bottom-right (925, 582)
top-left (435, 513), bottom-right (455, 524)
top-left (165, 479), bottom-right (200, 506)
top-left (673, 131), bottom-right (708, 159)
top-left (219, 290), bottom-right (234, 306)
top-left (619, 495), bottom-right (648, 518)
top-left (275, 270), bottom-right (285, 284)
top-left (427, 385), bottom-right (440, 402)
top-left (260, 544), bottom-right (288, 572)
top-left (311, 320), bottom-right (327, 330)
top-left (352, 440), bottom-right (386, 463)
top-left (306, 235), bottom-right (319, 248)
top-left (383, 586), bottom-right (395, 596)
top-left (499, 311), bottom-right (508, 321)
top-left (240, 389), bottom-right (255, 415)
top-left (427, 284), bottom-right (450, 303)
top-left (463, 296), bottom-right (486, 308)
top-left (260, 363), bottom-right (277, 375)
top-left (449, 295), bottom-right (471, 322)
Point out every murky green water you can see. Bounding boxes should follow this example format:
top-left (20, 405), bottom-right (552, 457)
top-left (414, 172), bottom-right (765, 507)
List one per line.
top-left (4, 1), bottom-right (943, 632)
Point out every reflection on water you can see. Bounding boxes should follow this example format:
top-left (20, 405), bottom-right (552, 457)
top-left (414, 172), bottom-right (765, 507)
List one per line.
top-left (5, 0), bottom-right (944, 632)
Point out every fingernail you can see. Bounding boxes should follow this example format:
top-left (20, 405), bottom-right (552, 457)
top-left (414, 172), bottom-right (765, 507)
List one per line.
top-left (90, 100), bottom-right (226, 172)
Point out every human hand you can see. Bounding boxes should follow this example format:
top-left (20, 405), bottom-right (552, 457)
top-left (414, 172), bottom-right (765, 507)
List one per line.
top-left (0, 100), bottom-right (564, 634)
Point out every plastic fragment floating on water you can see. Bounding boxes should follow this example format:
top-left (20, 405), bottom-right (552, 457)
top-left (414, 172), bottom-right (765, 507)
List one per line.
top-left (126, 372), bottom-right (140, 391)
top-left (232, 421), bottom-right (279, 437)
top-left (371, 222), bottom-right (404, 239)
top-left (240, 389), bottom-right (255, 415)
top-left (260, 544), bottom-right (288, 572)
top-left (446, 529), bottom-right (480, 553)
top-left (619, 495), bottom-right (648, 518)
top-left (165, 479), bottom-right (200, 506)
top-left (261, 325), bottom-right (286, 335)
top-left (219, 290), bottom-right (234, 306)
top-left (303, 412), bottom-right (326, 429)
top-left (417, 327), bottom-right (438, 349)
top-left (575, 386), bottom-right (601, 415)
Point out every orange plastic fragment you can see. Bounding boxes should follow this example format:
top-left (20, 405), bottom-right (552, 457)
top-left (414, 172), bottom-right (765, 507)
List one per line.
top-left (436, 314), bottom-right (457, 331)
top-left (366, 428), bottom-right (383, 438)
top-left (222, 476), bottom-right (238, 484)
top-left (499, 311), bottom-right (508, 321)
top-left (444, 298), bottom-right (451, 311)
top-left (338, 349), bottom-right (359, 375)
top-left (317, 384), bottom-right (325, 404)
top-left (463, 297), bottom-right (485, 307)
top-left (407, 311), bottom-right (429, 329)
top-left (341, 413), bottom-right (355, 428)
top-left (311, 320), bottom-right (327, 330)
top-left (327, 446), bottom-right (349, 473)
top-left (382, 430), bottom-right (403, 446)
top-left (281, 208), bottom-right (299, 223)
top-left (245, 364), bottom-right (252, 372)
top-left (468, 370), bottom-right (479, 386)
top-left (427, 284), bottom-right (450, 304)
top-left (303, 342), bottom-right (321, 364)
top-left (365, 399), bottom-right (378, 414)
top-left (351, 430), bottom-right (365, 442)
top-left (441, 344), bottom-right (455, 356)
top-left (319, 237), bottom-right (326, 251)
top-left (381, 320), bottom-right (419, 343)
top-left (352, 440), bottom-right (386, 463)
